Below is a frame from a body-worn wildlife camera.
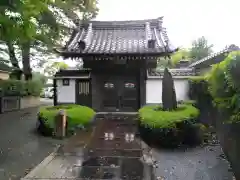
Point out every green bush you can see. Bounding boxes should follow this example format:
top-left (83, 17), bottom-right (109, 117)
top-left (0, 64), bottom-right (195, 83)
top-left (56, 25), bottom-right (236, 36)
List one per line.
top-left (207, 51), bottom-right (240, 122)
top-left (188, 76), bottom-right (209, 99)
top-left (0, 79), bottom-right (43, 96)
top-left (138, 104), bottom-right (199, 128)
top-left (38, 104), bottom-right (96, 131)
top-left (188, 76), bottom-right (213, 108)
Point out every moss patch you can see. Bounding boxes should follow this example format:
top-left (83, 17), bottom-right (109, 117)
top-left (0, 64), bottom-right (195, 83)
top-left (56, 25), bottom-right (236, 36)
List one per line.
top-left (139, 104), bottom-right (199, 128)
top-left (39, 104), bottom-right (95, 131)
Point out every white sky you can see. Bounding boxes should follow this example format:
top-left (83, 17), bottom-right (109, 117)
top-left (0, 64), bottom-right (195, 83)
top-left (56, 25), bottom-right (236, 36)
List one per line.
top-left (95, 0), bottom-right (240, 51)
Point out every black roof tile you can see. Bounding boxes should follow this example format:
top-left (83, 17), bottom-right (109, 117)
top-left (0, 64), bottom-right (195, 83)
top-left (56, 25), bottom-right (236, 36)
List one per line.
top-left (188, 44), bottom-right (240, 68)
top-left (0, 62), bottom-right (12, 72)
top-left (61, 17), bottom-right (177, 56)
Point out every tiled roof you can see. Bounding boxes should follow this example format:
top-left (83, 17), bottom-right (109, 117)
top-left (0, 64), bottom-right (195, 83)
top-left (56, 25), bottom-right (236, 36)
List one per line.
top-left (60, 17), bottom-right (177, 56)
top-left (55, 69), bottom-right (90, 77)
top-left (0, 62), bottom-right (12, 72)
top-left (188, 44), bottom-right (240, 68)
top-left (148, 68), bottom-right (195, 77)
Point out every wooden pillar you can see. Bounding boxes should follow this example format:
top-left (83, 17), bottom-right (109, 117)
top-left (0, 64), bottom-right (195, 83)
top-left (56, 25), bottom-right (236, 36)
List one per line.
top-left (53, 78), bottom-right (57, 106)
top-left (54, 109), bottom-right (67, 139)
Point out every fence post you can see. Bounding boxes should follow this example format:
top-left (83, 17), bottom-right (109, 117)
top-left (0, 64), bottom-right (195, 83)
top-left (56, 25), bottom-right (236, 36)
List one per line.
top-left (54, 109), bottom-right (67, 139)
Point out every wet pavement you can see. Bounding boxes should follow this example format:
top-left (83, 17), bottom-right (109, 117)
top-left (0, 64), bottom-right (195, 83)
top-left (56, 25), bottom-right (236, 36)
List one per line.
top-left (0, 107), bottom-right (62, 180)
top-left (23, 114), bottom-right (235, 180)
top-left (24, 115), bottom-right (155, 179)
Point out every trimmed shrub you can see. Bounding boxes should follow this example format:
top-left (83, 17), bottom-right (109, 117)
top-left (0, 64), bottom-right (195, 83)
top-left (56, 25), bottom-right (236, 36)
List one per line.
top-left (139, 104), bottom-right (199, 128)
top-left (138, 104), bottom-right (202, 148)
top-left (37, 104), bottom-right (95, 136)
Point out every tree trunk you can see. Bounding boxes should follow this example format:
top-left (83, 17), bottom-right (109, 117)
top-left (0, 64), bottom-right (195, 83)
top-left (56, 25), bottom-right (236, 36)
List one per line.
top-left (6, 41), bottom-right (19, 68)
top-left (6, 41), bottom-right (22, 80)
top-left (21, 42), bottom-right (32, 81)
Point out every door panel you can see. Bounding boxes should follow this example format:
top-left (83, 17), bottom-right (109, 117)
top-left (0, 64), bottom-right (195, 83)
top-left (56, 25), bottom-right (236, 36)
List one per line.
top-left (102, 81), bottom-right (119, 111)
top-left (120, 80), bottom-right (138, 111)
top-left (76, 80), bottom-right (92, 107)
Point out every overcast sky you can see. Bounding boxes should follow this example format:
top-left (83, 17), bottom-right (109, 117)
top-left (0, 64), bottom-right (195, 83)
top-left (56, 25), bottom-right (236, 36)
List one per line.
top-left (95, 0), bottom-right (239, 52)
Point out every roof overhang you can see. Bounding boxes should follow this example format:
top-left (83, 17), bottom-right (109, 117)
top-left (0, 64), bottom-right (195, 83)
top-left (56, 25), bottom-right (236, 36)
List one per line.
top-left (54, 48), bottom-right (179, 59)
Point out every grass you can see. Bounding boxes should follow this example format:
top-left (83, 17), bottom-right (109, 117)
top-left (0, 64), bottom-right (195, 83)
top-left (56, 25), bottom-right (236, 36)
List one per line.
top-left (39, 104), bottom-right (96, 130)
top-left (139, 104), bottom-right (199, 128)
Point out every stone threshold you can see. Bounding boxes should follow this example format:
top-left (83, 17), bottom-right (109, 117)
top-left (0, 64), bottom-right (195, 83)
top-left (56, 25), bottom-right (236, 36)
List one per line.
top-left (96, 112), bottom-right (138, 115)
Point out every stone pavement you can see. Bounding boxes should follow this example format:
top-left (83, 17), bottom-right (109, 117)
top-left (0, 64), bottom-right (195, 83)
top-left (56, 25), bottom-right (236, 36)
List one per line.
top-left (22, 114), bottom-right (235, 180)
top-left (23, 114), bottom-right (155, 179)
top-left (0, 106), bottom-right (62, 180)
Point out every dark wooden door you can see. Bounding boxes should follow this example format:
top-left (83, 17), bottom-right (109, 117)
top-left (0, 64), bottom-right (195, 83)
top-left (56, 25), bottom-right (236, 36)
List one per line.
top-left (76, 79), bottom-right (92, 107)
top-left (120, 78), bottom-right (139, 111)
top-left (102, 75), bottom-right (139, 112)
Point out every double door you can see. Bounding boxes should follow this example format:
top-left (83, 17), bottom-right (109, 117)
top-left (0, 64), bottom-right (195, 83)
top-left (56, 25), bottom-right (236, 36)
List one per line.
top-left (102, 75), bottom-right (139, 112)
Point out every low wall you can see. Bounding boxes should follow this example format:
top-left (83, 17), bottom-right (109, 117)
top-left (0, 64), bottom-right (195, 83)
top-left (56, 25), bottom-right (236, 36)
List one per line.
top-left (20, 96), bottom-right (41, 109)
top-left (0, 96), bottom-right (41, 113)
top-left (198, 107), bottom-right (240, 179)
top-left (215, 111), bottom-right (240, 179)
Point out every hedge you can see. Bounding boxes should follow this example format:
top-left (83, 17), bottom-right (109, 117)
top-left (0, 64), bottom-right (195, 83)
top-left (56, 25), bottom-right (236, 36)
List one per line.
top-left (0, 79), bottom-right (42, 96)
top-left (138, 104), bottom-right (199, 128)
top-left (38, 104), bottom-right (96, 132)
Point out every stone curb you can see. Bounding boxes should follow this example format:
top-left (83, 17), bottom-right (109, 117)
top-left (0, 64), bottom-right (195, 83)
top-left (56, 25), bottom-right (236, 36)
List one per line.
top-left (21, 145), bottom-right (60, 180)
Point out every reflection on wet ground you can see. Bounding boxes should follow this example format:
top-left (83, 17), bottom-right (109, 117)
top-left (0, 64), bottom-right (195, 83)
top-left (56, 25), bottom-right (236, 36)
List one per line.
top-left (23, 114), bottom-right (235, 180)
top-left (24, 114), bottom-right (155, 179)
top-left (78, 115), bottom-right (154, 180)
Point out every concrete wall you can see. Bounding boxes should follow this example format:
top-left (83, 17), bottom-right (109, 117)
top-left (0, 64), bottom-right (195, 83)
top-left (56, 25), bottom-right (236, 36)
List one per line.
top-left (20, 96), bottom-right (41, 109)
top-left (0, 71), bottom-right (9, 80)
top-left (56, 79), bottom-right (76, 104)
top-left (146, 78), bottom-right (190, 104)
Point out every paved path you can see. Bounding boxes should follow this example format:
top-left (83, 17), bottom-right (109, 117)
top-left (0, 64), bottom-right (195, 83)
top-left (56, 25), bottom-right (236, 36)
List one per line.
top-left (0, 107), bottom-right (62, 180)
top-left (23, 114), bottom-right (155, 179)
top-left (23, 114), bottom-right (235, 180)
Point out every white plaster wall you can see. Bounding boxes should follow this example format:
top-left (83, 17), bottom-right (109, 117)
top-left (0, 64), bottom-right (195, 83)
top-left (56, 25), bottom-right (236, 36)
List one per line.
top-left (146, 78), bottom-right (189, 104)
top-left (57, 79), bottom-right (76, 103)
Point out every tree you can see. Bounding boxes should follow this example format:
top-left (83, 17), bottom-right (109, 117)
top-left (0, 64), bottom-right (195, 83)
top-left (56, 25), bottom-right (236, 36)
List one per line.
top-left (43, 61), bottom-right (68, 77)
top-left (32, 71), bottom-right (47, 85)
top-left (171, 49), bottom-right (190, 67)
top-left (189, 36), bottom-right (213, 61)
top-left (0, 0), bottom-right (99, 80)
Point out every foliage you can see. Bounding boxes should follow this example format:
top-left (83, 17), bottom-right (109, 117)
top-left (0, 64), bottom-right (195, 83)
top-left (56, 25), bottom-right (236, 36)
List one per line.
top-left (189, 36), bottom-right (213, 61)
top-left (162, 68), bottom-right (177, 110)
top-left (139, 104), bottom-right (199, 128)
top-left (0, 79), bottom-right (43, 96)
top-left (207, 51), bottom-right (240, 122)
top-left (32, 72), bottom-right (47, 85)
top-left (38, 104), bottom-right (95, 132)
top-left (188, 76), bottom-right (210, 101)
top-left (44, 61), bottom-right (69, 76)
top-left (0, 0), bottom-right (99, 79)
top-left (171, 49), bottom-right (190, 66)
